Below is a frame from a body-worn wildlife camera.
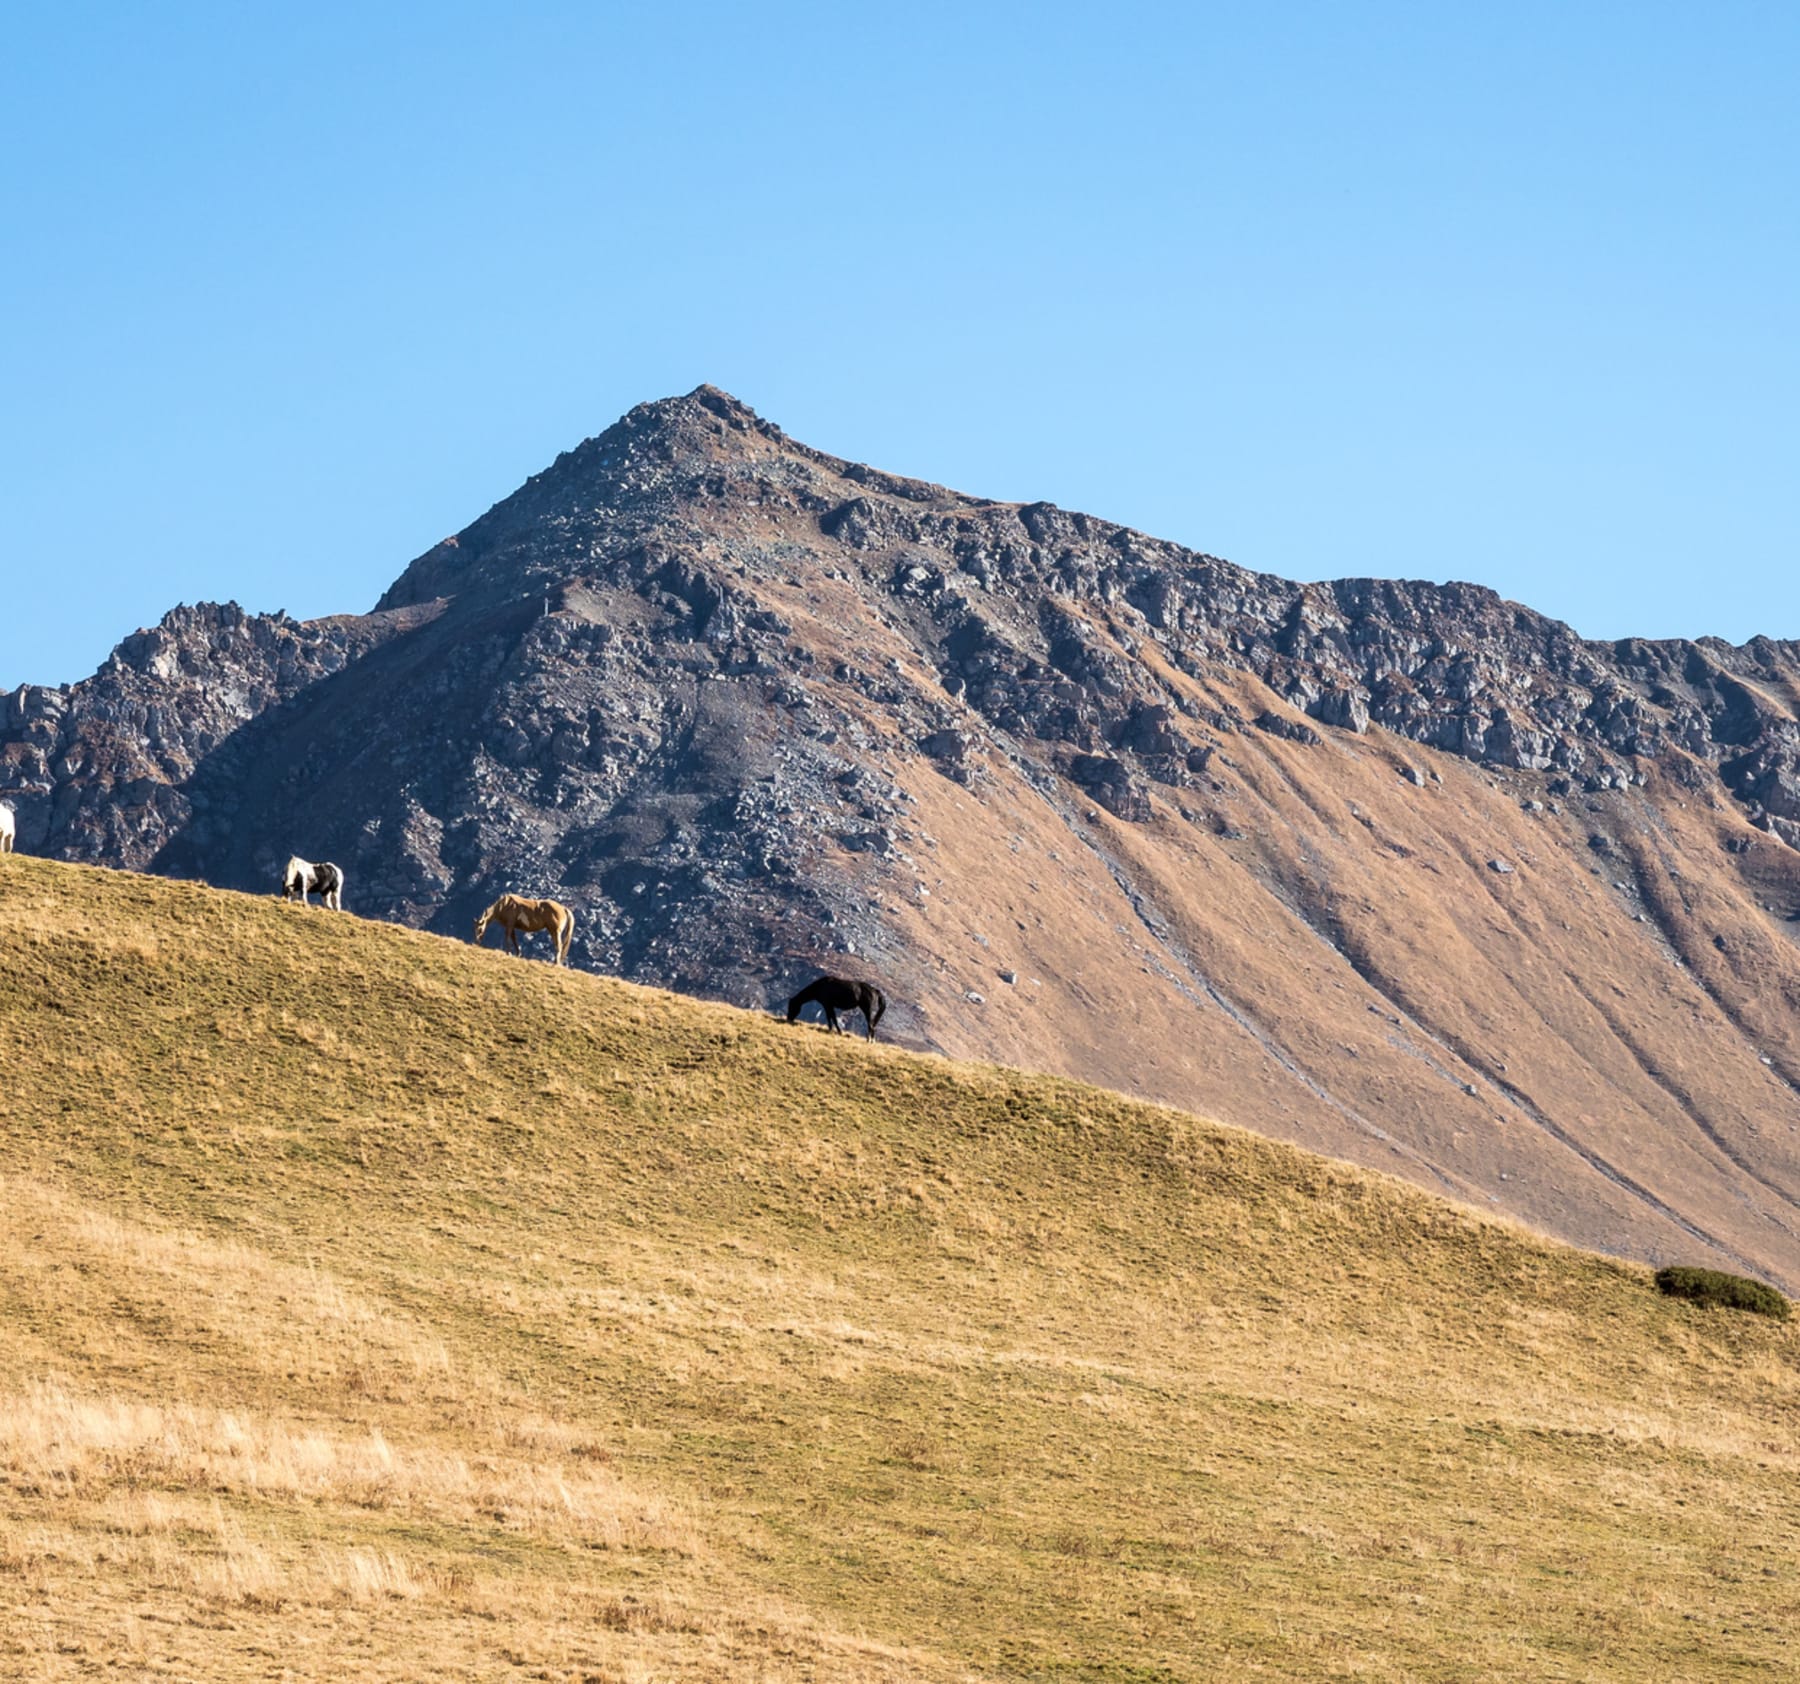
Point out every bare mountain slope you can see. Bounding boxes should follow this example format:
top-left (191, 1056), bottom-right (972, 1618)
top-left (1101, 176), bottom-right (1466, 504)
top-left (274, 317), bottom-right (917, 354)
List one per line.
top-left (4, 385), bottom-right (1800, 1287)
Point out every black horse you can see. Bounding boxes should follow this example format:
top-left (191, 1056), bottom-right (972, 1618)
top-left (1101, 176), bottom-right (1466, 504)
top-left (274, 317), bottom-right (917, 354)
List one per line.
top-left (786, 975), bottom-right (887, 1041)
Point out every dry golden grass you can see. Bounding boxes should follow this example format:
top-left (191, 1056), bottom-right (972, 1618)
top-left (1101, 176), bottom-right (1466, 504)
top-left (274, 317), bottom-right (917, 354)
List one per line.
top-left (1, 854), bottom-right (1797, 1680)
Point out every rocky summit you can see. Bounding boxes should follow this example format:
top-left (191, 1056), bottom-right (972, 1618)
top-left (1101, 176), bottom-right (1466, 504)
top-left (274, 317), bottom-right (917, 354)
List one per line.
top-left (5, 386), bottom-right (1800, 1287)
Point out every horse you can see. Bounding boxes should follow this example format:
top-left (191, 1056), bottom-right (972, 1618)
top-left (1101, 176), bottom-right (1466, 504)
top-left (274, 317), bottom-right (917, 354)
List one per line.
top-left (473, 894), bottom-right (575, 965)
top-left (786, 975), bottom-right (887, 1040)
top-left (0, 802), bottom-right (13, 855)
top-left (281, 856), bottom-right (344, 910)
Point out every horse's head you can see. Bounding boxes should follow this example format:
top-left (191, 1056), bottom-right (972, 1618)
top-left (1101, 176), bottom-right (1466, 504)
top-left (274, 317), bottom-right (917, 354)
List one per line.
top-left (472, 906), bottom-right (492, 944)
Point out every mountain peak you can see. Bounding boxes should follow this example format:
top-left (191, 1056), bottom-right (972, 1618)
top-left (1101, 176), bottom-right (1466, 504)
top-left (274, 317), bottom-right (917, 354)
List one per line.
top-left (10, 394), bottom-right (1800, 1296)
top-left (687, 382), bottom-right (764, 422)
top-left (371, 387), bottom-right (796, 611)
top-left (606, 383), bottom-right (784, 455)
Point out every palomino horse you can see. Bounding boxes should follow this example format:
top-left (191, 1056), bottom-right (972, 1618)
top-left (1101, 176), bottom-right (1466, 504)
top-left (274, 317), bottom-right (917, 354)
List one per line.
top-left (473, 894), bottom-right (575, 965)
top-left (0, 801), bottom-right (13, 855)
top-left (786, 975), bottom-right (887, 1040)
top-left (282, 856), bottom-right (344, 910)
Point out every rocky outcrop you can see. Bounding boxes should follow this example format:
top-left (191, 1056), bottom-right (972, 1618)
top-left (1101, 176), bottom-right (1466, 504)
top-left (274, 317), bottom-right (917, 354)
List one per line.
top-left (0, 603), bottom-right (423, 865)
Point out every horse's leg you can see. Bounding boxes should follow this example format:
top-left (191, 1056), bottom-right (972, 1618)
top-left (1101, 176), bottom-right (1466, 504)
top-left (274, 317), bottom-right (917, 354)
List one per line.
top-left (505, 924), bottom-right (520, 956)
top-left (825, 1005), bottom-right (841, 1034)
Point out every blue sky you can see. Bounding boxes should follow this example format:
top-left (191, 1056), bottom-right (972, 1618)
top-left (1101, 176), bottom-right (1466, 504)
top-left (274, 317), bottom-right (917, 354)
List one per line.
top-left (4, 2), bottom-right (1796, 688)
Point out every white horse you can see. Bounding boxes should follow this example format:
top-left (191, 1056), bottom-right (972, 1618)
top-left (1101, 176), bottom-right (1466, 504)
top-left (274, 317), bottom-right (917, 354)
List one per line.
top-left (282, 855), bottom-right (344, 910)
top-left (0, 802), bottom-right (13, 855)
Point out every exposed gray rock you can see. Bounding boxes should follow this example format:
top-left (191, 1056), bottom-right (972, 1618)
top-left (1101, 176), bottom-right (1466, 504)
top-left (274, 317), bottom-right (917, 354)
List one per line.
top-left (1309, 687), bottom-right (1371, 734)
top-left (1254, 712), bottom-right (1323, 746)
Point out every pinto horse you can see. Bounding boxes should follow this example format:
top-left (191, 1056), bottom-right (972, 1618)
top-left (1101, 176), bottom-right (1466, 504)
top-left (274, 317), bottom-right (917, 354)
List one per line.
top-left (473, 894), bottom-right (575, 965)
top-left (282, 856), bottom-right (344, 910)
top-left (786, 975), bottom-right (887, 1040)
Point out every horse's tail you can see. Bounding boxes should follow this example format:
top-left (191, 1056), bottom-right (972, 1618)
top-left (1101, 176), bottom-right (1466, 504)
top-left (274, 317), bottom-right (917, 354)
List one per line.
top-left (868, 987), bottom-right (887, 1037)
top-left (558, 906), bottom-right (574, 965)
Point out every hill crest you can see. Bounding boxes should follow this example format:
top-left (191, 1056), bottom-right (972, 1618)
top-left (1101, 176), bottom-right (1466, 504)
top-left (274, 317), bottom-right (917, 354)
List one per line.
top-left (2, 853), bottom-right (1796, 1681)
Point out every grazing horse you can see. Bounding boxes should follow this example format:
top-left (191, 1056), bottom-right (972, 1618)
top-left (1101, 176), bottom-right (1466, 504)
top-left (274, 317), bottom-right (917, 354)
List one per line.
top-left (786, 975), bottom-right (887, 1040)
top-left (473, 894), bottom-right (575, 965)
top-left (282, 856), bottom-right (344, 910)
top-left (0, 801), bottom-right (13, 855)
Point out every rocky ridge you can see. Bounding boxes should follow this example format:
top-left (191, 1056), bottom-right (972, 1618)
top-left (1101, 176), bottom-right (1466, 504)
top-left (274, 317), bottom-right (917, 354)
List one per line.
top-left (5, 387), bottom-right (1800, 1288)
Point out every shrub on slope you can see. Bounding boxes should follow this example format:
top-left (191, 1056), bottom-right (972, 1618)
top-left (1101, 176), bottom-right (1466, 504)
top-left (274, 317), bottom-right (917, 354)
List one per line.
top-left (1655, 1264), bottom-right (1792, 1319)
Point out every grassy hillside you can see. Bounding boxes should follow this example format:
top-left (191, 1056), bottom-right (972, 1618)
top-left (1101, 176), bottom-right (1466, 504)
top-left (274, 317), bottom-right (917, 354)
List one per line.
top-left (1, 855), bottom-right (1796, 1681)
